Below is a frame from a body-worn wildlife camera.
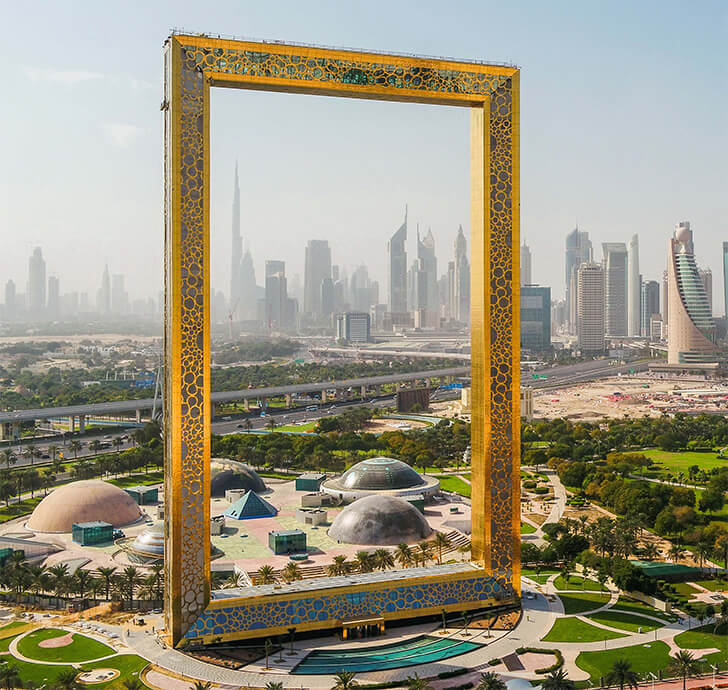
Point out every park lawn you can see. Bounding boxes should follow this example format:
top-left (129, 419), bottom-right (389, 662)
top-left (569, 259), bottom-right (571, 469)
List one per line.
top-left (672, 582), bottom-right (700, 597)
top-left (276, 422), bottom-right (317, 432)
top-left (0, 634), bottom-right (18, 652)
top-left (17, 628), bottom-right (114, 663)
top-left (559, 592), bottom-right (611, 615)
top-left (641, 449), bottom-right (726, 474)
top-left (522, 567), bottom-right (558, 584)
top-left (542, 617), bottom-right (626, 643)
top-left (4, 654), bottom-right (149, 688)
top-left (553, 575), bottom-right (603, 592)
top-left (0, 497), bottom-right (44, 524)
top-left (586, 610), bottom-right (663, 632)
top-left (576, 641), bottom-right (673, 682)
top-left (693, 579), bottom-right (728, 592)
top-left (520, 521), bottom-right (536, 535)
top-left (674, 622), bottom-right (728, 655)
top-left (107, 472), bottom-right (163, 488)
top-left (611, 596), bottom-right (677, 622)
top-left (436, 476), bottom-right (471, 498)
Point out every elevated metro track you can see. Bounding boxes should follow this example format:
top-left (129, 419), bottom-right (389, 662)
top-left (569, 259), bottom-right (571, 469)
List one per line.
top-left (0, 366), bottom-right (469, 425)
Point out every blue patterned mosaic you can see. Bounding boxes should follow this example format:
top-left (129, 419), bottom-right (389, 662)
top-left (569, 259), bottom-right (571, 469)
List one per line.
top-left (185, 574), bottom-right (501, 640)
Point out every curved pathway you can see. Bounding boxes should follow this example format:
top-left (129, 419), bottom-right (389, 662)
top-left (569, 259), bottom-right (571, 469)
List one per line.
top-left (9, 627), bottom-right (121, 667)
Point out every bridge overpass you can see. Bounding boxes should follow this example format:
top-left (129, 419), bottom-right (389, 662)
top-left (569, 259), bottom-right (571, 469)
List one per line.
top-left (0, 367), bottom-right (469, 439)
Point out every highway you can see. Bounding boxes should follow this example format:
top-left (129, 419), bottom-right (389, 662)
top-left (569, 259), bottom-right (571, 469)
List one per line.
top-left (0, 366), bottom-right (468, 425)
top-left (525, 358), bottom-right (650, 389)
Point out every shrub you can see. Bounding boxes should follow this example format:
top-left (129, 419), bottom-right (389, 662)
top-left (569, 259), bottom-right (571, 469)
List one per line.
top-left (437, 669), bottom-right (467, 679)
top-left (488, 658), bottom-right (501, 666)
top-left (512, 647), bottom-right (565, 675)
top-left (533, 486), bottom-right (549, 495)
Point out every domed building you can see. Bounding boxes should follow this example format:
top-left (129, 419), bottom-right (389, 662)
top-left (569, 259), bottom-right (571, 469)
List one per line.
top-left (210, 463), bottom-right (266, 498)
top-left (27, 480), bottom-right (143, 533)
top-left (321, 456), bottom-right (439, 502)
top-left (328, 495), bottom-right (433, 546)
top-left (127, 521), bottom-right (164, 564)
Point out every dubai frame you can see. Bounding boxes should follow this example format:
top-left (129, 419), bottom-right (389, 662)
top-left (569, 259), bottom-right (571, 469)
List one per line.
top-left (163, 32), bottom-right (520, 646)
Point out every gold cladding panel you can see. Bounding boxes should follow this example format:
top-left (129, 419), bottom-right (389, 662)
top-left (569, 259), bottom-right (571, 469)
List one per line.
top-left (164, 33), bottom-right (520, 645)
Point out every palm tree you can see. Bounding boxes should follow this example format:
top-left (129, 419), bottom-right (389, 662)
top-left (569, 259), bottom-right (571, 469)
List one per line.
top-left (605, 659), bottom-right (639, 690)
top-left (149, 563), bottom-right (164, 600)
top-left (395, 543), bottom-right (413, 568)
top-left (417, 541), bottom-right (433, 565)
top-left (668, 650), bottom-right (700, 690)
top-left (353, 551), bottom-right (374, 574)
top-left (432, 532), bottom-right (452, 564)
top-left (112, 437), bottom-right (124, 454)
top-left (88, 577), bottom-right (103, 605)
top-left (73, 568), bottom-right (92, 599)
top-left (0, 663), bottom-right (21, 690)
top-left (642, 542), bottom-right (660, 561)
top-left (256, 565), bottom-right (276, 585)
top-left (281, 562), bottom-right (303, 583)
top-left (669, 542), bottom-right (686, 563)
top-left (48, 444), bottom-right (58, 462)
top-left (327, 555), bottom-right (350, 577)
top-left (694, 541), bottom-right (713, 571)
top-left (541, 668), bottom-right (575, 690)
top-left (372, 548), bottom-right (394, 571)
top-left (96, 566), bottom-right (117, 600)
top-left (265, 683), bottom-right (283, 690)
top-left (48, 563), bottom-right (70, 606)
top-left (476, 672), bottom-right (507, 690)
top-left (69, 440), bottom-right (82, 459)
top-left (223, 572), bottom-right (247, 589)
top-left (457, 541), bottom-right (471, 561)
top-left (121, 680), bottom-right (145, 690)
top-left (23, 444), bottom-right (37, 467)
top-left (332, 670), bottom-right (358, 690)
top-left (405, 673), bottom-right (433, 690)
top-left (0, 449), bottom-right (16, 472)
top-left (119, 566), bottom-right (142, 603)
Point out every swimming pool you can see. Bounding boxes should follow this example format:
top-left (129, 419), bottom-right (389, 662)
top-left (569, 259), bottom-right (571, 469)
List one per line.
top-left (291, 635), bottom-right (482, 674)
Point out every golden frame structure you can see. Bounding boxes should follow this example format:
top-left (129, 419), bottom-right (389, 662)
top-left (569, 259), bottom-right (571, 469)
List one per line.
top-left (163, 32), bottom-right (520, 646)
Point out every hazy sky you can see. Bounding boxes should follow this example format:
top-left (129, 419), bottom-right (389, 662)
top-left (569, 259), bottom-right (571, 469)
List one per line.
top-left (1, 1), bottom-right (726, 310)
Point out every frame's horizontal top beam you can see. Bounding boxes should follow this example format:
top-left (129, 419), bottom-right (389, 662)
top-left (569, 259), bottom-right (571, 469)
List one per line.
top-left (169, 34), bottom-right (518, 107)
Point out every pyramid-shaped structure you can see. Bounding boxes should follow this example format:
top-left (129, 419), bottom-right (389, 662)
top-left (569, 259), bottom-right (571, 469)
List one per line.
top-left (223, 491), bottom-right (278, 520)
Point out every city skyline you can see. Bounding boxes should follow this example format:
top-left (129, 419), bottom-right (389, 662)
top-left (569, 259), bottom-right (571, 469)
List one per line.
top-left (1, 1), bottom-right (725, 310)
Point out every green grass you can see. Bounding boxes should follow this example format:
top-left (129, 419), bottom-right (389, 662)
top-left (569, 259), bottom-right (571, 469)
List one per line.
top-left (0, 497), bottom-right (44, 524)
top-left (542, 617), bottom-right (626, 643)
top-left (2, 654), bottom-right (148, 688)
top-left (641, 449), bottom-right (727, 474)
top-left (672, 582), bottom-right (700, 597)
top-left (558, 591), bottom-right (611, 614)
top-left (553, 575), bottom-right (604, 592)
top-left (258, 472), bottom-right (296, 480)
top-left (586, 610), bottom-right (664, 632)
top-left (0, 634), bottom-right (18, 652)
top-left (611, 596), bottom-right (677, 622)
top-left (674, 622), bottom-right (728, 655)
top-left (520, 521), bottom-right (536, 535)
top-left (576, 641), bottom-right (673, 682)
top-left (693, 579), bottom-right (728, 592)
top-left (274, 422), bottom-right (317, 432)
top-left (522, 567), bottom-right (558, 584)
top-left (436, 476), bottom-right (471, 498)
top-left (107, 471), bottom-right (163, 488)
top-left (16, 628), bottom-right (114, 663)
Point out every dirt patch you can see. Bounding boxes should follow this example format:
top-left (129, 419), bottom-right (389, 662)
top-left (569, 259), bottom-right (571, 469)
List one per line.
top-left (39, 631), bottom-right (74, 648)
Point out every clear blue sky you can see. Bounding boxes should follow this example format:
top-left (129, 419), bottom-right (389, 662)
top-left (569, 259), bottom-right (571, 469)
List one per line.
top-left (1, 1), bottom-right (726, 310)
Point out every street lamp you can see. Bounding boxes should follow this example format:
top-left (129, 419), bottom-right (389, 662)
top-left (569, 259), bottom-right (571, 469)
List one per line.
top-left (709, 664), bottom-right (717, 689)
top-left (649, 672), bottom-right (657, 690)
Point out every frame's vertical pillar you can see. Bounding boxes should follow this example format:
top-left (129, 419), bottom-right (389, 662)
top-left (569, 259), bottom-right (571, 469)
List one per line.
top-left (164, 36), bottom-right (211, 646)
top-left (469, 77), bottom-right (520, 595)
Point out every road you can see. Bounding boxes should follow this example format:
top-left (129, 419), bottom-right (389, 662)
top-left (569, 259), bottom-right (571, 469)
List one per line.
top-left (526, 358), bottom-right (650, 389)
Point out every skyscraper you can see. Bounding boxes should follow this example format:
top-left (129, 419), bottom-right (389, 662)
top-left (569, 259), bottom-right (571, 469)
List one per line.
top-left (27, 247), bottom-right (46, 316)
top-left (627, 234), bottom-right (640, 337)
top-left (699, 268), bottom-right (713, 315)
top-left (303, 240), bottom-right (332, 321)
top-left (602, 242), bottom-right (628, 337)
top-left (577, 263), bottom-right (605, 352)
top-left (565, 227), bottom-right (592, 332)
top-left (387, 208), bottom-right (407, 318)
top-left (453, 225), bottom-right (469, 323)
top-left (261, 260), bottom-right (290, 331)
top-left (667, 222), bottom-right (717, 364)
top-left (521, 285), bottom-right (551, 351)
top-left (98, 264), bottom-right (111, 315)
top-left (414, 228), bottom-right (439, 328)
top-left (230, 163), bottom-right (242, 314)
top-left (111, 274), bottom-right (128, 315)
top-left (238, 247), bottom-right (258, 320)
top-left (520, 241), bottom-right (532, 286)
top-left (641, 280), bottom-right (660, 337)
top-left (4, 280), bottom-right (16, 321)
top-left (47, 276), bottom-right (60, 320)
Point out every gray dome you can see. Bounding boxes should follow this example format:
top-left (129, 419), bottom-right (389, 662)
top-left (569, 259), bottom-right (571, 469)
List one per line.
top-left (130, 521), bottom-right (164, 558)
top-left (210, 465), bottom-right (266, 497)
top-left (328, 457), bottom-right (424, 492)
top-left (328, 495), bottom-right (432, 546)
